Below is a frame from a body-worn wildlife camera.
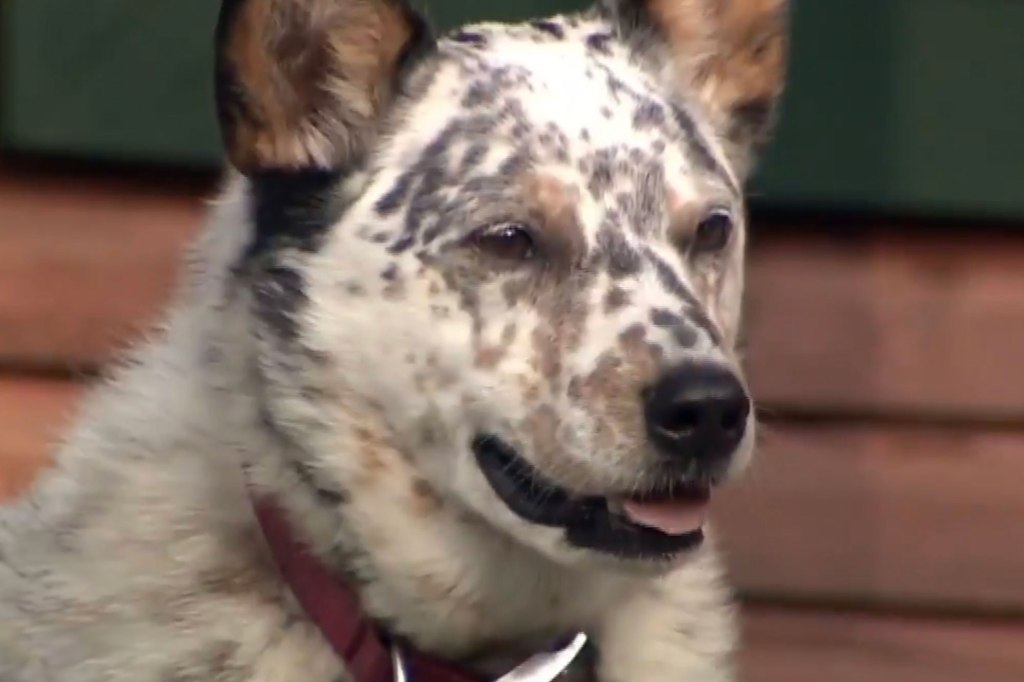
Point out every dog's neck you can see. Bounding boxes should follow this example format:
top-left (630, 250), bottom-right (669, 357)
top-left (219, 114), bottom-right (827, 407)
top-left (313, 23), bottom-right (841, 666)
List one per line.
top-left (241, 406), bottom-right (619, 674)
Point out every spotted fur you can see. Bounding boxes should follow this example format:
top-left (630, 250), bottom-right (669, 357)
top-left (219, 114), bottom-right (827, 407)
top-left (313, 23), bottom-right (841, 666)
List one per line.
top-left (0, 1), bottom-right (789, 680)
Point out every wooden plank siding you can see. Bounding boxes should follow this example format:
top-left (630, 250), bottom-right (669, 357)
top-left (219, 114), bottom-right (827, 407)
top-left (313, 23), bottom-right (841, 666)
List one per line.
top-left (741, 607), bottom-right (1024, 682)
top-left (0, 163), bottom-right (211, 369)
top-left (715, 421), bottom-right (1024, 612)
top-left (744, 224), bottom-right (1024, 421)
top-left (0, 376), bottom-right (81, 499)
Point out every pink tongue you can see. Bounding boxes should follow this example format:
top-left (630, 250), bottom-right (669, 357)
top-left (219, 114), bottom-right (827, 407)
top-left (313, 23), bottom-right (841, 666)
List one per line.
top-left (621, 498), bottom-right (709, 535)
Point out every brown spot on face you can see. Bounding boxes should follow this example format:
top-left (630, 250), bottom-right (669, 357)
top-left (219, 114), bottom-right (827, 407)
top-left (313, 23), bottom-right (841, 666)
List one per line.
top-left (531, 324), bottom-right (562, 384)
top-left (502, 276), bottom-right (534, 308)
top-left (354, 426), bottom-right (390, 476)
top-left (411, 478), bottom-right (443, 514)
top-left (526, 404), bottom-right (561, 467)
top-left (479, 321), bottom-right (519, 368)
top-left (218, 0), bottom-right (420, 172)
top-left (519, 374), bottom-right (544, 406)
top-left (523, 173), bottom-right (586, 270)
top-left (566, 323), bottom-right (667, 452)
top-left (383, 278), bottom-right (405, 300)
top-left (665, 189), bottom-right (701, 249)
top-left (475, 345), bottom-right (505, 369)
top-left (529, 271), bottom-right (593, 393)
top-left (572, 353), bottom-right (628, 451)
top-left (619, 324), bottom-right (662, 385)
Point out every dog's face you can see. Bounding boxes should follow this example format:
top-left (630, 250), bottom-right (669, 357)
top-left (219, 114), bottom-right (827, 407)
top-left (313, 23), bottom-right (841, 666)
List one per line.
top-left (217, 0), bottom-right (788, 567)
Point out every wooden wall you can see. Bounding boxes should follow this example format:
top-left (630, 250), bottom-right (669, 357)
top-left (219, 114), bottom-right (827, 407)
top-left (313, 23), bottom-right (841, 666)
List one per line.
top-left (1, 160), bottom-right (1022, 680)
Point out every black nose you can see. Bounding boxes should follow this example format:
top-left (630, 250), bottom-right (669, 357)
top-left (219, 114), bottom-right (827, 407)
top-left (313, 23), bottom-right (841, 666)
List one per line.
top-left (643, 363), bottom-right (750, 466)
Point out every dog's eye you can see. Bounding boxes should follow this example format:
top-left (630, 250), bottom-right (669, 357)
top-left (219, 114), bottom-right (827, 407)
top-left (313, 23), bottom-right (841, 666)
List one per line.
top-left (692, 210), bottom-right (734, 254)
top-left (470, 223), bottom-right (537, 262)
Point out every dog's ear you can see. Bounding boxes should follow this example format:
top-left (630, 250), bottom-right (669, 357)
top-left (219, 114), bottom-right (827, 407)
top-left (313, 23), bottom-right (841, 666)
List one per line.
top-left (603, 0), bottom-right (789, 178)
top-left (215, 0), bottom-right (433, 175)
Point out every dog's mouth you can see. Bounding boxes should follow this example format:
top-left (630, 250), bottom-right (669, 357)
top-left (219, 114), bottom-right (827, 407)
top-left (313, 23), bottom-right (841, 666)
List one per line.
top-left (472, 435), bottom-right (710, 560)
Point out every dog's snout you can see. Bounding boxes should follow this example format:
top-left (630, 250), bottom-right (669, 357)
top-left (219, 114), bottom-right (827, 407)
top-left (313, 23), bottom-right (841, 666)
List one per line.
top-left (643, 363), bottom-right (750, 466)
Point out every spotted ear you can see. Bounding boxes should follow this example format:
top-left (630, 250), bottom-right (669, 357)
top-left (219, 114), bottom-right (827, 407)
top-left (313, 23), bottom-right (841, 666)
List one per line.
top-left (215, 0), bottom-right (433, 175)
top-left (603, 0), bottom-right (790, 178)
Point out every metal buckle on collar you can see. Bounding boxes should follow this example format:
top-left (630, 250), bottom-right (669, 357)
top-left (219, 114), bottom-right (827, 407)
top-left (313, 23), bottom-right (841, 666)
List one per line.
top-left (391, 644), bottom-right (410, 682)
top-left (390, 633), bottom-right (588, 682)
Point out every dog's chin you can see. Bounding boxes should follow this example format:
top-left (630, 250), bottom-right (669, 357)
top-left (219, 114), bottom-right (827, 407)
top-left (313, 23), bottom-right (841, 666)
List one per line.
top-left (471, 435), bottom-right (717, 563)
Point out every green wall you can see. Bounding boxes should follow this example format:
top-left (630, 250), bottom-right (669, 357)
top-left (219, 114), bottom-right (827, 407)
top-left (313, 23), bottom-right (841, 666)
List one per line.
top-left (3, 0), bottom-right (1023, 220)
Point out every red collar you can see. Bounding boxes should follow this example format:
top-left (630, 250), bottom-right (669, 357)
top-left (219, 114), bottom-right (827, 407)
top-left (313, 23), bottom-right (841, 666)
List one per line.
top-left (250, 497), bottom-right (484, 682)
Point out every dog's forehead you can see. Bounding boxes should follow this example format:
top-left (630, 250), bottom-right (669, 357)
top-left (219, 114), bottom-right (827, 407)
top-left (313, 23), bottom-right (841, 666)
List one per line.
top-left (371, 17), bottom-right (739, 210)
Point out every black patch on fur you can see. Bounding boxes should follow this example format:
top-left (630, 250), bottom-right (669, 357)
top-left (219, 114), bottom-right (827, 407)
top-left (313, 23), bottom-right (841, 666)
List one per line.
top-left (213, 0), bottom-right (253, 164)
top-left (586, 32), bottom-right (614, 55)
top-left (379, 114), bottom-right (504, 252)
top-left (645, 250), bottom-right (722, 344)
top-left (587, 152), bottom-right (615, 198)
top-left (633, 101), bottom-right (665, 128)
top-left (463, 80), bottom-right (498, 107)
top-left (530, 19), bottom-right (566, 39)
top-left (596, 225), bottom-right (643, 278)
top-left (381, 263), bottom-right (400, 282)
top-left (652, 308), bottom-right (699, 348)
top-left (460, 142), bottom-right (489, 172)
top-left (382, 121), bottom-right (460, 231)
top-left (375, 172), bottom-right (417, 217)
top-left (729, 97), bottom-right (775, 145)
top-left (244, 170), bottom-right (342, 259)
top-left (652, 308), bottom-right (683, 329)
top-left (601, 0), bottom-right (656, 37)
top-left (645, 249), bottom-right (690, 302)
top-left (252, 264), bottom-right (309, 342)
top-left (393, 5), bottom-right (437, 86)
top-left (450, 30), bottom-right (488, 46)
top-left (389, 235), bottom-right (416, 254)
top-left (669, 104), bottom-right (738, 194)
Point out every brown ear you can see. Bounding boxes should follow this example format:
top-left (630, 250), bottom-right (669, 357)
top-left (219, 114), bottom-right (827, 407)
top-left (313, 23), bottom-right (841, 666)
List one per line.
top-left (215, 0), bottom-right (433, 175)
top-left (605, 0), bottom-right (789, 177)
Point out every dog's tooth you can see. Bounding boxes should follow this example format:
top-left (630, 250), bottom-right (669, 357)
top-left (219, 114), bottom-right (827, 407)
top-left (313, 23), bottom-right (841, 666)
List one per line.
top-left (606, 498), bottom-right (625, 516)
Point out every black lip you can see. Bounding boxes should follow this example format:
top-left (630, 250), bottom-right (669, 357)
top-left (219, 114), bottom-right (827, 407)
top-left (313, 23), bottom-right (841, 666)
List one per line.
top-left (472, 435), bottom-right (706, 560)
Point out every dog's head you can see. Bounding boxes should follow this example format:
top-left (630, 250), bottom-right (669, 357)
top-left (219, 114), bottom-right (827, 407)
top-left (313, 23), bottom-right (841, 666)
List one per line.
top-left (217, 0), bottom-right (788, 567)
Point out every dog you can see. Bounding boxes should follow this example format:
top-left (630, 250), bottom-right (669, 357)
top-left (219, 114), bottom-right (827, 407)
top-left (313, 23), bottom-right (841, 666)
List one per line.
top-left (0, 0), bottom-right (789, 679)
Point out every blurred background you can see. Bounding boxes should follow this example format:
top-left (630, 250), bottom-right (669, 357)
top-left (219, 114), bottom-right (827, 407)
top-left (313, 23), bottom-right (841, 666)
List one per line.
top-left (1, 1), bottom-right (1022, 680)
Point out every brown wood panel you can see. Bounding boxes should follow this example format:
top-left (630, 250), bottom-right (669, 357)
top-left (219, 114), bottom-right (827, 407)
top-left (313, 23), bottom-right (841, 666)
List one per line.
top-left (742, 607), bottom-right (1024, 682)
top-left (0, 164), bottom-right (208, 369)
top-left (716, 421), bottom-right (1024, 611)
top-left (0, 377), bottom-right (83, 500)
top-left (745, 226), bottom-right (1024, 419)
